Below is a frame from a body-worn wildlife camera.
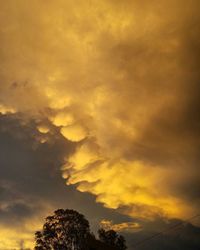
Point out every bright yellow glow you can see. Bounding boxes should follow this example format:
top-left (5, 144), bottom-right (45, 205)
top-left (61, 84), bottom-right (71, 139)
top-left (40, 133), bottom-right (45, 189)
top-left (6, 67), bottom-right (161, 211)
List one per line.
top-left (61, 124), bottom-right (87, 142)
top-left (100, 219), bottom-right (142, 232)
top-left (37, 125), bottom-right (50, 134)
top-left (50, 112), bottom-right (74, 127)
top-left (65, 159), bottom-right (192, 219)
top-left (0, 104), bottom-right (16, 114)
top-left (0, 217), bottom-right (42, 250)
top-left (0, 0), bottom-right (199, 248)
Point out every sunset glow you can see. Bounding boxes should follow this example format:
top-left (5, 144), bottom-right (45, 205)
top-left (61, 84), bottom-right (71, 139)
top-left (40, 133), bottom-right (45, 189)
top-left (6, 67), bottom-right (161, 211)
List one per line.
top-left (0, 0), bottom-right (200, 249)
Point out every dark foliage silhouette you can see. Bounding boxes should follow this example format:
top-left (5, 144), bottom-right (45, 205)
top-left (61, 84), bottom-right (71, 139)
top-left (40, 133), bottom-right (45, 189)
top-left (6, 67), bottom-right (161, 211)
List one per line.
top-left (35, 209), bottom-right (90, 250)
top-left (98, 228), bottom-right (127, 250)
top-left (34, 209), bottom-right (127, 250)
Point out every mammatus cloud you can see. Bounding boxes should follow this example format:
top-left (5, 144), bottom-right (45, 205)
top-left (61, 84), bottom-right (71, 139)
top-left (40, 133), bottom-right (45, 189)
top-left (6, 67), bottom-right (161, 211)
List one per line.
top-left (0, 0), bottom-right (200, 244)
top-left (0, 114), bottom-right (139, 249)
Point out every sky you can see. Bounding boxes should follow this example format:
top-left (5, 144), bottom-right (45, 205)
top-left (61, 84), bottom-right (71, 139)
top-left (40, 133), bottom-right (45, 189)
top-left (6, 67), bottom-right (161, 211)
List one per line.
top-left (0, 0), bottom-right (200, 249)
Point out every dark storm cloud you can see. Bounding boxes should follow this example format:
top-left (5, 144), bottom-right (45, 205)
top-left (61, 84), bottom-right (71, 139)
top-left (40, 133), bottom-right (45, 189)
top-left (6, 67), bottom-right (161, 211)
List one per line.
top-left (0, 113), bottom-right (132, 234)
top-left (125, 217), bottom-right (200, 250)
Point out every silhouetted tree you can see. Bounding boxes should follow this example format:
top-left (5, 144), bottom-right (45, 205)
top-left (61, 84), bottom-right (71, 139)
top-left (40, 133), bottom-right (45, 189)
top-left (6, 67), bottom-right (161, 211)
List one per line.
top-left (35, 209), bottom-right (90, 250)
top-left (34, 209), bottom-right (127, 250)
top-left (98, 228), bottom-right (127, 250)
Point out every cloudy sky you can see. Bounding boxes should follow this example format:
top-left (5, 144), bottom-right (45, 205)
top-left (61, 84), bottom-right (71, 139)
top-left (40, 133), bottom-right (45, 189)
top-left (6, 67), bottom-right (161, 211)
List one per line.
top-left (0, 0), bottom-right (200, 249)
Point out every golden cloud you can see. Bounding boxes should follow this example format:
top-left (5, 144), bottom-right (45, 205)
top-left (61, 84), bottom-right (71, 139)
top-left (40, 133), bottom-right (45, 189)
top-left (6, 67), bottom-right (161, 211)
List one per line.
top-left (100, 219), bottom-right (142, 232)
top-left (0, 0), bottom-right (200, 238)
